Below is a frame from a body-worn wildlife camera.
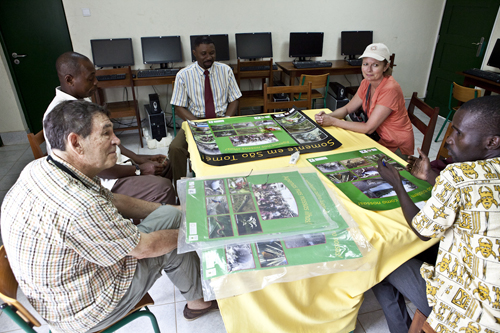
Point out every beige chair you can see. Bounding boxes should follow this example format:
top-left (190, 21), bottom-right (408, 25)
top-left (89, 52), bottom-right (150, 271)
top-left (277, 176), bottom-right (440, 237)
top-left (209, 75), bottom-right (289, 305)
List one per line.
top-left (295, 73), bottom-right (329, 108)
top-left (27, 130), bottom-right (46, 159)
top-left (0, 245), bottom-right (160, 333)
top-left (407, 92), bottom-right (440, 157)
top-left (434, 82), bottom-right (481, 142)
top-left (263, 82), bottom-right (312, 113)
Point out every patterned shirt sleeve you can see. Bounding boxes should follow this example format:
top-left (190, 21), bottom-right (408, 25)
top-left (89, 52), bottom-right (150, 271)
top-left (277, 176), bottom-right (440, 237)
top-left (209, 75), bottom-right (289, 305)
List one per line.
top-left (66, 201), bottom-right (140, 267)
top-left (226, 66), bottom-right (242, 103)
top-left (412, 169), bottom-right (461, 238)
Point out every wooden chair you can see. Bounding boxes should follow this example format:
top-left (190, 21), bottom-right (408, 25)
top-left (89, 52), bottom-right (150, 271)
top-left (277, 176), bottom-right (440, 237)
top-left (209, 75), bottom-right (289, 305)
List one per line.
top-left (263, 82), bottom-right (312, 113)
top-left (407, 92), bottom-right (440, 157)
top-left (434, 82), bottom-right (481, 142)
top-left (345, 53), bottom-right (397, 98)
top-left (92, 66), bottom-right (143, 147)
top-left (295, 73), bottom-right (329, 108)
top-left (27, 130), bottom-right (46, 159)
top-left (236, 58), bottom-right (274, 115)
top-left (408, 309), bottom-right (437, 333)
top-left (436, 122), bottom-right (453, 161)
top-left (0, 245), bottom-right (160, 333)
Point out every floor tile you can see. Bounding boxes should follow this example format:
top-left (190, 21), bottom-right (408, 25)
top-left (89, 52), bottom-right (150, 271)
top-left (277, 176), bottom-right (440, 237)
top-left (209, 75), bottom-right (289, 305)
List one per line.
top-left (175, 301), bottom-right (227, 333)
top-left (353, 320), bottom-right (366, 333)
top-left (0, 144), bottom-right (29, 152)
top-left (358, 290), bottom-right (381, 315)
top-left (357, 309), bottom-right (390, 332)
top-left (0, 173), bottom-right (20, 191)
top-left (148, 273), bottom-right (175, 305)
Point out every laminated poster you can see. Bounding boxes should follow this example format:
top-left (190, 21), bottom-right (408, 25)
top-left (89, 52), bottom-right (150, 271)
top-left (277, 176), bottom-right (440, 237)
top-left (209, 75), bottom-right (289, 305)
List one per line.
top-left (307, 148), bottom-right (432, 211)
top-left (201, 229), bottom-right (363, 279)
top-left (184, 171), bottom-right (340, 245)
top-left (188, 108), bottom-right (341, 166)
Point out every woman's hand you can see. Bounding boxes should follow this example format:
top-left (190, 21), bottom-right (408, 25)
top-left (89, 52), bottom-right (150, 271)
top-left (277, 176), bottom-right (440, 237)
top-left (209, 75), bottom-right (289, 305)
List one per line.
top-left (314, 111), bottom-right (338, 127)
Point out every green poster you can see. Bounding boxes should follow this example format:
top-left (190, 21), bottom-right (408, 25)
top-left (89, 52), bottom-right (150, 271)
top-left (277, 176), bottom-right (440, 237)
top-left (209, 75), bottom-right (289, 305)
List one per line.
top-left (201, 229), bottom-right (363, 280)
top-left (307, 148), bottom-right (432, 211)
top-left (184, 171), bottom-right (335, 245)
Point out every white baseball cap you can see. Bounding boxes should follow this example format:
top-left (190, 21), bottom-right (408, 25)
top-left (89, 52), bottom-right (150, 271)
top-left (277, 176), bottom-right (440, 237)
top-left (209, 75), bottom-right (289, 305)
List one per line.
top-left (359, 43), bottom-right (391, 62)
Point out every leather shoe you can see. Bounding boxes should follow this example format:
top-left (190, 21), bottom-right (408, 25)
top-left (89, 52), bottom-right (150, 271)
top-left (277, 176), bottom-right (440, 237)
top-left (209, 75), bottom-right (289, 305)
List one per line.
top-left (183, 301), bottom-right (219, 321)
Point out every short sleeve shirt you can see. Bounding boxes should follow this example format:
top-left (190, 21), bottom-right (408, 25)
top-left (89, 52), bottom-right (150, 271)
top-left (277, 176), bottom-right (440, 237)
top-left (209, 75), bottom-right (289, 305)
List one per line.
top-left (1, 155), bottom-right (140, 332)
top-left (170, 62), bottom-right (242, 118)
top-left (411, 158), bottom-right (500, 332)
top-left (357, 76), bottom-right (414, 155)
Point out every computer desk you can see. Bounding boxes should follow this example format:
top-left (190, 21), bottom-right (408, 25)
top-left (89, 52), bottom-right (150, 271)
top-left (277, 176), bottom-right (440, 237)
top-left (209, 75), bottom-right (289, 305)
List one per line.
top-left (276, 60), bottom-right (362, 86)
top-left (460, 71), bottom-right (500, 95)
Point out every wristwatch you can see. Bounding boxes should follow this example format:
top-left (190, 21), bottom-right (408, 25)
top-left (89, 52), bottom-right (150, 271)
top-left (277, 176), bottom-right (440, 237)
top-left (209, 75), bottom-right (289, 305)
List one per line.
top-left (134, 164), bottom-right (141, 176)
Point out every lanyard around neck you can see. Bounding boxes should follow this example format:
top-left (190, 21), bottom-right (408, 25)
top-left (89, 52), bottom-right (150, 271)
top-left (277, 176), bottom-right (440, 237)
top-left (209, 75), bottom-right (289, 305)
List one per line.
top-left (47, 155), bottom-right (89, 189)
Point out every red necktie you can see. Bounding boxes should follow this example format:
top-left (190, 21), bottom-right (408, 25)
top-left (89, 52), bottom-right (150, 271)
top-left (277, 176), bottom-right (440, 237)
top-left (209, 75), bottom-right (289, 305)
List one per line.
top-left (204, 70), bottom-right (216, 119)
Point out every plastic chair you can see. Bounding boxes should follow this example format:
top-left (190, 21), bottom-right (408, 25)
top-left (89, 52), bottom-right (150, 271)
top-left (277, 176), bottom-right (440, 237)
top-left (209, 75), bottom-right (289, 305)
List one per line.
top-left (434, 82), bottom-right (481, 142)
top-left (407, 92), bottom-right (440, 157)
top-left (263, 82), bottom-right (312, 113)
top-left (27, 130), bottom-right (46, 159)
top-left (0, 245), bottom-right (160, 333)
top-left (295, 73), bottom-right (329, 108)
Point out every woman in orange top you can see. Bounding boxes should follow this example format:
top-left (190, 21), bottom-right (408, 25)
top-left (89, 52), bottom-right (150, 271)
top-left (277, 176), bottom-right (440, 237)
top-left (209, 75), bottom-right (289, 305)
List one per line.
top-left (315, 43), bottom-right (414, 159)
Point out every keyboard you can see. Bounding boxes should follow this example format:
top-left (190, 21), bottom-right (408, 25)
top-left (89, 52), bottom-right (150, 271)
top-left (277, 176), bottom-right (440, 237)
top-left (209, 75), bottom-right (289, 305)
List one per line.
top-left (96, 73), bottom-right (126, 81)
top-left (463, 68), bottom-right (500, 83)
top-left (136, 68), bottom-right (180, 78)
top-left (240, 64), bottom-right (279, 71)
top-left (347, 59), bottom-right (363, 66)
top-left (292, 61), bottom-right (332, 69)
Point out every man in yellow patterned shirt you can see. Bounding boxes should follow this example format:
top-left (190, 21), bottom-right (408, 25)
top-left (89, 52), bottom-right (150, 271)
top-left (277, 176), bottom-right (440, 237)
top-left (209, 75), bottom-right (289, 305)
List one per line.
top-left (373, 95), bottom-right (500, 332)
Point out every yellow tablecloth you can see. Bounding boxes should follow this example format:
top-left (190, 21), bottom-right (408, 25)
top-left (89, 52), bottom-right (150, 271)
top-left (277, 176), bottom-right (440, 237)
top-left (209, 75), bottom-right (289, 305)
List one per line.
top-left (183, 109), bottom-right (437, 333)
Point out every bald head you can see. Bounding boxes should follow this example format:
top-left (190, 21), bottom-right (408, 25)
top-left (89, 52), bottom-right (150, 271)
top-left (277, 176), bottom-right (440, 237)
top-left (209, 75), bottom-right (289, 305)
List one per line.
top-left (55, 52), bottom-right (97, 99)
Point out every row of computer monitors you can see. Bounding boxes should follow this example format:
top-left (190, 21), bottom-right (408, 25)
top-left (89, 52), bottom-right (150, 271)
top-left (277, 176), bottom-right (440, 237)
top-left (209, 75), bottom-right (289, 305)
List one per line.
top-left (91, 31), bottom-right (373, 68)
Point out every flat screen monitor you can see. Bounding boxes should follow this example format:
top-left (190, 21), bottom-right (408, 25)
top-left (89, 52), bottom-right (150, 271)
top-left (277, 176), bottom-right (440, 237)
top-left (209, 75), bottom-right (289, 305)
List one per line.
top-left (235, 32), bottom-right (273, 59)
top-left (289, 32), bottom-right (324, 61)
top-left (487, 38), bottom-right (500, 70)
top-left (90, 38), bottom-right (134, 68)
top-left (190, 34), bottom-right (230, 62)
top-left (141, 36), bottom-right (182, 68)
top-left (341, 31), bottom-right (373, 60)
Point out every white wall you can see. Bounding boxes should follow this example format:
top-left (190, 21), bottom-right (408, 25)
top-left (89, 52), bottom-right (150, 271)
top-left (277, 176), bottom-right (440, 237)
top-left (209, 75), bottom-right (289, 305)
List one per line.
top-left (1, 0), bottom-right (447, 133)
top-left (483, 9), bottom-right (500, 73)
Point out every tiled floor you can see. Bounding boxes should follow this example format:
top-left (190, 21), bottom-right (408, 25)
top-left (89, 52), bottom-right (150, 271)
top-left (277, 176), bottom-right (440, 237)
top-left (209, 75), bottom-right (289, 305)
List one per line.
top-left (0, 110), bottom-right (447, 333)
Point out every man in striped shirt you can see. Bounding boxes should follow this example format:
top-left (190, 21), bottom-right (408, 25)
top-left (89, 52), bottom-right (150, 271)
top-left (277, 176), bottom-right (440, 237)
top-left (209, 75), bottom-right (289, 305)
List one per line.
top-left (169, 36), bottom-right (242, 192)
top-left (1, 100), bottom-right (217, 333)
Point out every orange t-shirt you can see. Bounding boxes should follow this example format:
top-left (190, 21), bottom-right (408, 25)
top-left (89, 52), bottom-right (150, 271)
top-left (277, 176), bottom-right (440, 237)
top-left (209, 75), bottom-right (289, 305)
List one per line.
top-left (357, 76), bottom-right (414, 155)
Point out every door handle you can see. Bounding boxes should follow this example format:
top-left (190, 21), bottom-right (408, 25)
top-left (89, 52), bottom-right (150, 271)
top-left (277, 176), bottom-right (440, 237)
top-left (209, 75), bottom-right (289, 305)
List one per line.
top-left (12, 52), bottom-right (27, 58)
top-left (472, 37), bottom-right (484, 57)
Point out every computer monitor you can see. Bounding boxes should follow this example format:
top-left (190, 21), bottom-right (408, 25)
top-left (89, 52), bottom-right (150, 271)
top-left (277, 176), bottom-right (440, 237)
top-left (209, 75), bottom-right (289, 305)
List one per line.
top-left (487, 38), bottom-right (500, 70)
top-left (141, 36), bottom-right (182, 69)
top-left (190, 34), bottom-right (230, 62)
top-left (341, 31), bottom-right (373, 60)
top-left (90, 38), bottom-right (134, 68)
top-left (235, 32), bottom-right (273, 60)
top-left (289, 32), bottom-right (324, 62)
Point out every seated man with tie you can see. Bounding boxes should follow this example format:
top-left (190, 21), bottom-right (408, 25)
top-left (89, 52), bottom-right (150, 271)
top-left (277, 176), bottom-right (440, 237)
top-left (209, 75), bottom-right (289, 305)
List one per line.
top-left (169, 36), bottom-right (242, 192)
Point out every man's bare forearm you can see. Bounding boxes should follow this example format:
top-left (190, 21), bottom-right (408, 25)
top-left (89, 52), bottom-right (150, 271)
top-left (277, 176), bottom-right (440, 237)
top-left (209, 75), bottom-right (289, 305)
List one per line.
top-left (112, 193), bottom-right (161, 219)
top-left (175, 106), bottom-right (198, 121)
top-left (225, 99), bottom-right (239, 117)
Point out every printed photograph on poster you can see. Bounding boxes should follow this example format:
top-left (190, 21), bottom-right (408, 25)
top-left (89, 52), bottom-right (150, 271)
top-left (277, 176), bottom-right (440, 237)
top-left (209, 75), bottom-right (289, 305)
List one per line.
top-left (253, 182), bottom-right (299, 220)
top-left (231, 194), bottom-right (256, 213)
top-left (281, 119), bottom-right (316, 133)
top-left (226, 244), bottom-right (256, 272)
top-left (353, 177), bottom-right (417, 199)
top-left (204, 179), bottom-right (225, 196)
top-left (213, 130), bottom-right (237, 137)
top-left (227, 177), bottom-right (250, 194)
top-left (284, 233), bottom-right (327, 249)
top-left (206, 196), bottom-right (229, 215)
top-left (340, 157), bottom-right (371, 169)
top-left (256, 241), bottom-right (288, 267)
top-left (317, 161), bottom-right (346, 173)
top-left (327, 171), bottom-right (358, 184)
top-left (208, 215), bottom-right (234, 239)
top-left (229, 133), bottom-right (279, 147)
top-left (197, 142), bottom-right (221, 155)
top-left (292, 128), bottom-right (328, 143)
top-left (235, 212), bottom-right (263, 235)
top-left (351, 166), bottom-right (380, 179)
top-left (193, 134), bottom-right (215, 144)
top-left (233, 122), bottom-right (255, 128)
